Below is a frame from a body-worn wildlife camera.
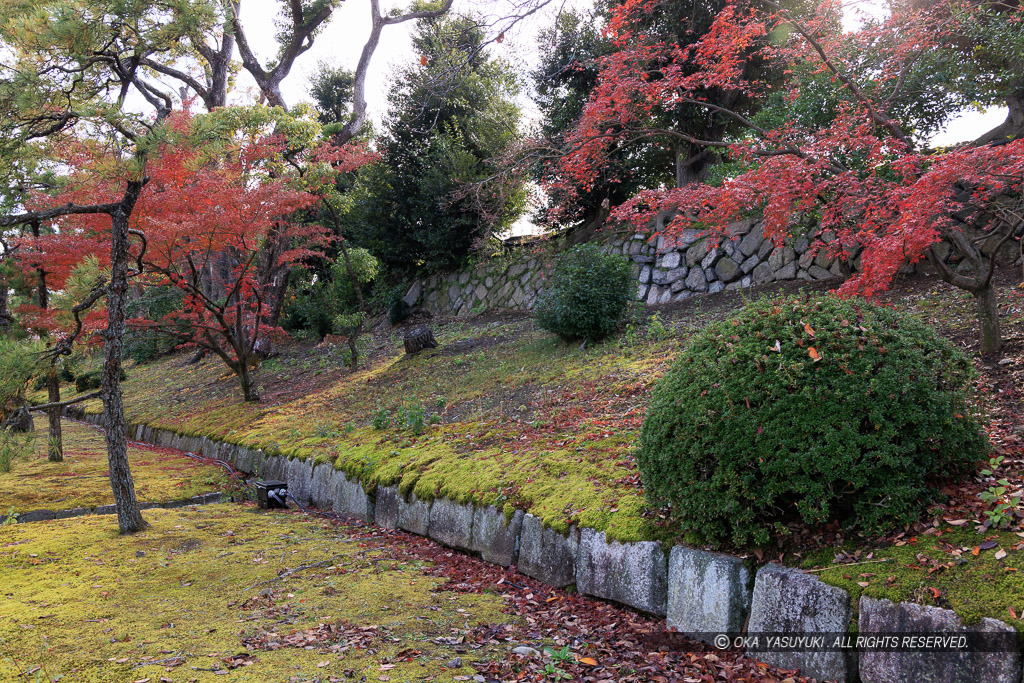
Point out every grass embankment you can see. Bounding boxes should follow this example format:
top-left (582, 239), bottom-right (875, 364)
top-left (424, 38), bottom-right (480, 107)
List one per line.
top-left (29, 272), bottom-right (1024, 630)
top-left (0, 505), bottom-right (512, 681)
top-left (37, 318), bottom-right (687, 543)
top-left (0, 417), bottom-right (228, 514)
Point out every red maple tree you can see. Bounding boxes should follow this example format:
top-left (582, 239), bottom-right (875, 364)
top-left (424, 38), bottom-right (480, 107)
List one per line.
top-left (35, 111), bottom-right (373, 401)
top-left (548, 0), bottom-right (1024, 353)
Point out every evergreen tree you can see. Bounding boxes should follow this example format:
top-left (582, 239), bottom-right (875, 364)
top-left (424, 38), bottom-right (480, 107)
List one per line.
top-left (347, 15), bottom-right (525, 272)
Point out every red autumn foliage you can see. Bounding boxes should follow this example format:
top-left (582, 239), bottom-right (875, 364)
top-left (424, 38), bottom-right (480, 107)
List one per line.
top-left (27, 109), bottom-right (374, 399)
top-left (547, 0), bottom-right (1024, 353)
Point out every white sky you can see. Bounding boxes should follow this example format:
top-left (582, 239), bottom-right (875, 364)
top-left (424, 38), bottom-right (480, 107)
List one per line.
top-left (234, 0), bottom-right (587, 126)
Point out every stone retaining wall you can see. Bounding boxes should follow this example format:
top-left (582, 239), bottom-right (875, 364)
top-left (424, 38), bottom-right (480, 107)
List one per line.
top-left (63, 407), bottom-right (1024, 683)
top-left (412, 219), bottom-right (851, 316)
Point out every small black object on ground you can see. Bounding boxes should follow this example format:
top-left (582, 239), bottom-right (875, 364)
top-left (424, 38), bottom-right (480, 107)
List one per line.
top-left (255, 480), bottom-right (288, 509)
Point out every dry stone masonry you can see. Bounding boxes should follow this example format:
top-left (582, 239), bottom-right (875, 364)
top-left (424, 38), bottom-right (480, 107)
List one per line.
top-left (60, 406), bottom-right (1024, 683)
top-left (413, 220), bottom-right (848, 316)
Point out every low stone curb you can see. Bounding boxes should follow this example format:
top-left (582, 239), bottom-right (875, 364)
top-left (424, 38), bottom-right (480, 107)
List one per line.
top-left (0, 492), bottom-right (223, 525)
top-left (59, 407), bottom-right (1024, 683)
top-left (859, 596), bottom-right (1022, 683)
top-left (667, 546), bottom-right (751, 640)
top-left (747, 563), bottom-right (856, 682)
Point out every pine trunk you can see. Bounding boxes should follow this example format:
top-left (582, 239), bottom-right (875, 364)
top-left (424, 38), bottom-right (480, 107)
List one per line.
top-left (45, 368), bottom-right (62, 462)
top-left (103, 185), bottom-right (147, 534)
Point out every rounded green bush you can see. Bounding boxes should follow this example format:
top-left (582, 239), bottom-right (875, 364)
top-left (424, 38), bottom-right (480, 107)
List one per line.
top-left (534, 244), bottom-right (635, 342)
top-left (636, 294), bottom-right (988, 547)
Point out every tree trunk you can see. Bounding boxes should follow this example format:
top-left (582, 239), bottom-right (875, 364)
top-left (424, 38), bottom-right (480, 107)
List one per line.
top-left (0, 282), bottom-right (12, 335)
top-left (974, 285), bottom-right (1002, 355)
top-left (45, 368), bottom-right (62, 462)
top-left (974, 89), bottom-right (1024, 147)
top-left (35, 229), bottom-right (63, 460)
top-left (404, 327), bottom-right (438, 354)
top-left (103, 185), bottom-right (147, 534)
top-left (236, 359), bottom-right (258, 402)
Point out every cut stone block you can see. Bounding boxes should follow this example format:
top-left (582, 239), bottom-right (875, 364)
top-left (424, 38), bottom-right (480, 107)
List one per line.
top-left (667, 547), bottom-right (751, 641)
top-left (374, 486), bottom-right (399, 529)
top-left (714, 258), bottom-right (741, 283)
top-left (776, 262), bottom-right (797, 280)
top-left (286, 458), bottom-right (314, 507)
top-left (201, 438), bottom-right (220, 461)
top-left (232, 447), bottom-right (257, 474)
top-left (191, 493), bottom-right (222, 505)
top-left (93, 504), bottom-right (117, 515)
top-left (576, 528), bottom-right (668, 615)
top-left (752, 261), bottom-right (776, 285)
top-left (333, 472), bottom-right (375, 523)
top-left (310, 463), bottom-right (336, 509)
top-left (747, 564), bottom-right (854, 682)
top-left (53, 507), bottom-right (91, 520)
top-left (397, 493), bottom-right (431, 536)
top-left (685, 267), bottom-right (707, 292)
top-left (518, 514), bottom-right (579, 588)
top-left (429, 498), bottom-right (475, 551)
top-left (469, 506), bottom-right (523, 567)
top-left (259, 454), bottom-right (287, 482)
top-left (739, 225), bottom-right (764, 256)
top-left (859, 596), bottom-right (1021, 683)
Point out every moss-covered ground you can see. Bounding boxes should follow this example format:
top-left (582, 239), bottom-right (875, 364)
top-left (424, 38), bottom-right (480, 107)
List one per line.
top-left (0, 417), bottom-right (228, 515)
top-left (799, 527), bottom-right (1024, 633)
top-left (0, 504), bottom-right (515, 682)
top-left (26, 269), bottom-right (1024, 632)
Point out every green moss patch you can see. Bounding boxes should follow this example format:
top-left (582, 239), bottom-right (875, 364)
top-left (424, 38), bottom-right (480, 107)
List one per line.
top-left (0, 417), bottom-right (228, 514)
top-left (0, 505), bottom-right (516, 681)
top-left (35, 320), bottom-right (674, 542)
top-left (803, 528), bottom-right (1024, 631)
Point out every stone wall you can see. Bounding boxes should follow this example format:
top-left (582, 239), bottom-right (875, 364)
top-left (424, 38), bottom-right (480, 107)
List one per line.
top-left (412, 218), bottom-right (850, 316)
top-left (61, 406), bottom-right (1024, 683)
top-left (413, 253), bottom-right (555, 317)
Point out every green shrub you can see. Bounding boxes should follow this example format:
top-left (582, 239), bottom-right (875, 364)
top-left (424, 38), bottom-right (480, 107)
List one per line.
top-left (283, 248), bottom-right (380, 339)
top-left (0, 431), bottom-right (33, 473)
top-left (387, 297), bottom-right (412, 325)
top-left (636, 294), bottom-right (988, 547)
top-left (534, 244), bottom-right (635, 342)
top-left (0, 338), bottom-right (44, 409)
top-left (75, 368), bottom-right (126, 393)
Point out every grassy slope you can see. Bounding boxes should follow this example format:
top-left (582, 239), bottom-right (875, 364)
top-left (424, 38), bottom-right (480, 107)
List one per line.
top-left (41, 318), bottom-right (688, 542)
top-left (0, 417), bottom-right (228, 514)
top-left (31, 271), bottom-right (1024, 629)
